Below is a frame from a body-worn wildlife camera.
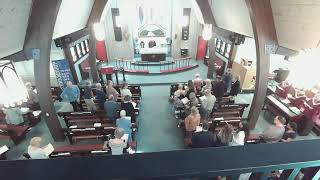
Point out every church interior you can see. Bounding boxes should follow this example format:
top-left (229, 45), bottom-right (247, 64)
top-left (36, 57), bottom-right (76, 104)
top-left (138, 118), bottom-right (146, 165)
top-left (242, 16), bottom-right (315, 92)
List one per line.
top-left (1, 0), bottom-right (320, 179)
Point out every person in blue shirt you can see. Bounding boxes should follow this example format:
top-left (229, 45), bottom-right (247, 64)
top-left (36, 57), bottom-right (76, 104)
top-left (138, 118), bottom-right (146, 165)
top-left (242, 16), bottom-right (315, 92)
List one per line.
top-left (104, 95), bottom-right (120, 123)
top-left (116, 110), bottom-right (132, 142)
top-left (95, 83), bottom-right (106, 110)
top-left (60, 81), bottom-right (81, 111)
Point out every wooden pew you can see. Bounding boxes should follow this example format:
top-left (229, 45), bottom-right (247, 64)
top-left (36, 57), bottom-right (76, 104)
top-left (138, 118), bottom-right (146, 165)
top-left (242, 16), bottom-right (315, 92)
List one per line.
top-left (50, 144), bottom-right (109, 158)
top-left (0, 124), bottom-right (30, 145)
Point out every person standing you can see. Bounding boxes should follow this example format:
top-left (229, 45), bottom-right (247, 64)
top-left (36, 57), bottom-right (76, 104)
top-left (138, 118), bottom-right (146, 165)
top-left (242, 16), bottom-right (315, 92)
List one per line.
top-left (104, 95), bottom-right (120, 123)
top-left (108, 128), bottom-right (127, 155)
top-left (60, 81), bottom-right (81, 112)
top-left (229, 75), bottom-right (241, 97)
top-left (95, 83), bottom-right (106, 110)
top-left (106, 80), bottom-right (119, 101)
top-left (83, 80), bottom-right (96, 112)
top-left (116, 110), bottom-right (132, 143)
top-left (121, 95), bottom-right (136, 123)
top-left (261, 116), bottom-right (286, 143)
top-left (222, 68), bottom-right (233, 93)
top-left (184, 106), bottom-right (201, 138)
top-left (200, 89), bottom-right (216, 120)
top-left (27, 137), bottom-right (49, 159)
top-left (191, 122), bottom-right (216, 148)
top-left (120, 83), bottom-right (132, 100)
top-left (25, 82), bottom-right (39, 110)
top-left (213, 76), bottom-right (226, 103)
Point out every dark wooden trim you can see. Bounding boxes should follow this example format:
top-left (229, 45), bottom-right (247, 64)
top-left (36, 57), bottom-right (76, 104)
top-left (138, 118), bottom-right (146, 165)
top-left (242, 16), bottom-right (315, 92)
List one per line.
top-left (196, 0), bottom-right (216, 26)
top-left (87, 0), bottom-right (109, 83)
top-left (245, 0), bottom-right (278, 129)
top-left (23, 0), bottom-right (65, 140)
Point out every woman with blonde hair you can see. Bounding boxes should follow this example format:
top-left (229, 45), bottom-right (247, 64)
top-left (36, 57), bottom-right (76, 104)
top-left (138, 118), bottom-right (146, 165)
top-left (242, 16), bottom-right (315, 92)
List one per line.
top-left (27, 137), bottom-right (49, 159)
top-left (184, 106), bottom-right (201, 138)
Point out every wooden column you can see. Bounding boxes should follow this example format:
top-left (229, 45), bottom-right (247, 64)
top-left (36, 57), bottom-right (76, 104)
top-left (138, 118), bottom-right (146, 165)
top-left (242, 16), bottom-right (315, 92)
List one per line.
top-left (24, 0), bottom-right (65, 140)
top-left (207, 38), bottom-right (216, 79)
top-left (87, 0), bottom-right (109, 83)
top-left (245, 0), bottom-right (278, 129)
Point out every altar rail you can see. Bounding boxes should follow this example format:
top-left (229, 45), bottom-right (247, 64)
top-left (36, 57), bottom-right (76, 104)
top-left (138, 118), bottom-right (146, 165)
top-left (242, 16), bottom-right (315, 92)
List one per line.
top-left (114, 57), bottom-right (193, 73)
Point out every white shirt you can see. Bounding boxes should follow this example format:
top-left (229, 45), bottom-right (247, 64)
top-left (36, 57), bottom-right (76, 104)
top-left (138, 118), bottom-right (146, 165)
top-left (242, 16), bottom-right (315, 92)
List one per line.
top-left (109, 139), bottom-right (127, 155)
top-left (231, 131), bottom-right (245, 146)
top-left (201, 94), bottom-right (216, 111)
top-left (120, 89), bottom-right (132, 98)
top-left (28, 146), bottom-right (48, 159)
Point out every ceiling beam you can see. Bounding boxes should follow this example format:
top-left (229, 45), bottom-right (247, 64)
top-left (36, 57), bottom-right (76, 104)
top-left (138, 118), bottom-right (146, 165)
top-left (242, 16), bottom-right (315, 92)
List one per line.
top-left (23, 0), bottom-right (65, 141)
top-left (196, 0), bottom-right (216, 26)
top-left (245, 0), bottom-right (278, 129)
top-left (87, 0), bottom-right (109, 83)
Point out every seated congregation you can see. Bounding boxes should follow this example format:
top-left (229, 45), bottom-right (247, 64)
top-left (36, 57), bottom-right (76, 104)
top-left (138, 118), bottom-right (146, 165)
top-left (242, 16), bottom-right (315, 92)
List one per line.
top-left (171, 73), bottom-right (298, 148)
top-left (0, 79), bottom-right (141, 159)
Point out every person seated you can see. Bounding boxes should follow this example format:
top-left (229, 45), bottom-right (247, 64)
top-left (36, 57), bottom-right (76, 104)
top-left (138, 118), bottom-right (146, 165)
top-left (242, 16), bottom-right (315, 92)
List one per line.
top-left (192, 73), bottom-right (203, 93)
top-left (108, 128), bottom-right (127, 155)
top-left (201, 79), bottom-right (212, 94)
top-left (174, 84), bottom-right (185, 98)
top-left (104, 95), bottom-right (120, 123)
top-left (120, 83), bottom-right (132, 100)
top-left (27, 137), bottom-right (49, 159)
top-left (261, 116), bottom-right (286, 143)
top-left (213, 76), bottom-right (226, 102)
top-left (281, 122), bottom-right (297, 142)
top-left (184, 106), bottom-right (201, 138)
top-left (83, 80), bottom-right (97, 112)
top-left (216, 124), bottom-right (234, 147)
top-left (25, 82), bottom-right (39, 110)
top-left (121, 95), bottom-right (136, 123)
top-left (106, 80), bottom-right (119, 101)
top-left (95, 83), bottom-right (106, 110)
top-left (60, 81), bottom-right (81, 112)
top-left (4, 107), bottom-right (25, 125)
top-left (229, 75), bottom-right (241, 97)
top-left (191, 122), bottom-right (216, 148)
top-left (116, 110), bottom-right (132, 143)
top-left (231, 121), bottom-right (250, 146)
top-left (222, 68), bottom-right (233, 93)
top-left (200, 89), bottom-right (216, 121)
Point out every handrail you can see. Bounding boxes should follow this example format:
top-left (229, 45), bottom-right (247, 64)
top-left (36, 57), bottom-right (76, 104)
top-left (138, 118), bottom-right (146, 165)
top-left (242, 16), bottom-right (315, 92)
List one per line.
top-left (1, 139), bottom-right (320, 179)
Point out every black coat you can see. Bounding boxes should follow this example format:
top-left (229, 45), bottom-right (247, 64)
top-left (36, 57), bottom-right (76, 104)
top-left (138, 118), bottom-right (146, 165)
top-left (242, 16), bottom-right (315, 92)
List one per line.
top-left (213, 81), bottom-right (226, 99)
top-left (191, 131), bottom-right (217, 148)
top-left (229, 81), bottom-right (240, 96)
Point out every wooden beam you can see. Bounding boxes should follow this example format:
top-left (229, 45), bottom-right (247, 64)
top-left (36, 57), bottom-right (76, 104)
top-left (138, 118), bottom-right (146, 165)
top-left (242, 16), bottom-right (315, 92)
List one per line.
top-left (87, 0), bottom-right (109, 83)
top-left (196, 0), bottom-right (216, 26)
top-left (24, 0), bottom-right (65, 141)
top-left (245, 0), bottom-right (278, 129)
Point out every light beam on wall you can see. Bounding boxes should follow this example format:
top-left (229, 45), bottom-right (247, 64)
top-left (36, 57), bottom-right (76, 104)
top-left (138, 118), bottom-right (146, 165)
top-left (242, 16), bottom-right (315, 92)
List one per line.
top-left (0, 60), bottom-right (28, 108)
top-left (93, 23), bottom-right (105, 41)
top-left (181, 15), bottom-right (189, 27)
top-left (202, 24), bottom-right (212, 41)
top-left (115, 16), bottom-right (125, 27)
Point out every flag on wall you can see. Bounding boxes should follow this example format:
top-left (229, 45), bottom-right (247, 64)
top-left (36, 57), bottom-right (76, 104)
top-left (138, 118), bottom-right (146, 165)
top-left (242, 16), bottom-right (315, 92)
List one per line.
top-left (52, 59), bottom-right (74, 89)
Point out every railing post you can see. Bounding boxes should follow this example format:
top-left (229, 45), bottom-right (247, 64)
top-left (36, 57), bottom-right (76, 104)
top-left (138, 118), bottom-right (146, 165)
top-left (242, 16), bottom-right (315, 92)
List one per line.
top-left (288, 168), bottom-right (301, 180)
top-left (312, 169), bottom-right (320, 180)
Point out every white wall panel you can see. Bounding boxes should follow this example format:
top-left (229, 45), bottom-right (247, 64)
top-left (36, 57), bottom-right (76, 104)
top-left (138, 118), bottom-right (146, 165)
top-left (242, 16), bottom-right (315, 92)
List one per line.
top-left (0, 0), bottom-right (33, 58)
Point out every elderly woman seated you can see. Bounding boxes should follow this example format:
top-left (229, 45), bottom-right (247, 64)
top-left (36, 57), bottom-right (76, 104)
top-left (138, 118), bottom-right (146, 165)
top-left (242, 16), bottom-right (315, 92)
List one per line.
top-left (184, 106), bottom-right (201, 138)
top-left (174, 84), bottom-right (185, 98)
top-left (27, 137), bottom-right (49, 159)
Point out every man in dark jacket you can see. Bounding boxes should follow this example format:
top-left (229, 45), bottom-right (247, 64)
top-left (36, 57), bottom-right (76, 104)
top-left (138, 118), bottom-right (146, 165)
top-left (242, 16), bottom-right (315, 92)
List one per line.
top-left (191, 122), bottom-right (216, 148)
top-left (213, 76), bottom-right (226, 103)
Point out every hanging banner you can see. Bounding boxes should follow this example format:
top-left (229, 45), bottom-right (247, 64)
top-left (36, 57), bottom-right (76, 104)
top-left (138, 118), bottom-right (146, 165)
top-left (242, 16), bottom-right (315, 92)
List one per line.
top-left (52, 59), bottom-right (74, 89)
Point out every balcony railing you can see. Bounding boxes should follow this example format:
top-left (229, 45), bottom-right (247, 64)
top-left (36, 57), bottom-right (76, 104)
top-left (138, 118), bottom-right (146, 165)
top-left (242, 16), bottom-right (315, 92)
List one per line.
top-left (1, 139), bottom-right (320, 179)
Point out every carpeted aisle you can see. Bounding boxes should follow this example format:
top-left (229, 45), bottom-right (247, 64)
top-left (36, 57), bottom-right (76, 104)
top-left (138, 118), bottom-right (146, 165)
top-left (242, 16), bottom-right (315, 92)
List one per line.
top-left (136, 85), bottom-right (185, 152)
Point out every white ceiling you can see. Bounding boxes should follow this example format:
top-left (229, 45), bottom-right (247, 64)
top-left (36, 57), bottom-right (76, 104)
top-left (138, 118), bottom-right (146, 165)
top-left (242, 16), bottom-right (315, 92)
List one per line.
top-left (209, 0), bottom-right (254, 37)
top-left (271, 0), bottom-right (320, 50)
top-left (209, 0), bottom-right (320, 50)
top-left (0, 0), bottom-right (33, 59)
top-left (52, 0), bottom-right (95, 39)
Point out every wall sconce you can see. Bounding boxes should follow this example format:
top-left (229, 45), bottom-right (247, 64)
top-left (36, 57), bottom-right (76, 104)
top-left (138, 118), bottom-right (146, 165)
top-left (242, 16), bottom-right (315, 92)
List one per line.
top-left (93, 23), bottom-right (105, 41)
top-left (0, 60), bottom-right (28, 108)
top-left (202, 24), bottom-right (212, 41)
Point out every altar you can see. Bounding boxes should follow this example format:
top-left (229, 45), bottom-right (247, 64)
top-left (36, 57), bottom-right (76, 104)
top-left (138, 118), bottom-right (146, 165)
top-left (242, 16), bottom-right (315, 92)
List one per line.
top-left (140, 47), bottom-right (167, 62)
